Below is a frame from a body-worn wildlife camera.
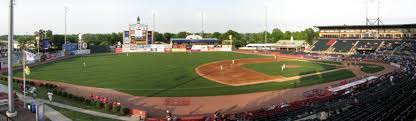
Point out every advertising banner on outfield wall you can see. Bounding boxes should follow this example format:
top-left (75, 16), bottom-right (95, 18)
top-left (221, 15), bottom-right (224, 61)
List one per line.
top-left (124, 31), bottom-right (130, 44)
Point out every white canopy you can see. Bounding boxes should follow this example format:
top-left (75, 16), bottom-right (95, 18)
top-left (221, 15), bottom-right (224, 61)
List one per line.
top-left (328, 76), bottom-right (378, 92)
top-left (246, 43), bottom-right (276, 47)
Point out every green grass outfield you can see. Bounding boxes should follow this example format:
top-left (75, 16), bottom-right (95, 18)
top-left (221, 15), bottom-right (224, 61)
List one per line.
top-left (357, 63), bottom-right (385, 73)
top-left (242, 60), bottom-right (338, 77)
top-left (16, 52), bottom-right (356, 97)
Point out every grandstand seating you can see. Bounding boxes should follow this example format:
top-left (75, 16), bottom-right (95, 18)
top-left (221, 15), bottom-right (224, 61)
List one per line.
top-left (311, 39), bottom-right (336, 51)
top-left (378, 40), bottom-right (402, 52)
top-left (399, 41), bottom-right (416, 53)
top-left (327, 72), bottom-right (416, 121)
top-left (355, 40), bottom-right (382, 50)
top-left (332, 40), bottom-right (357, 53)
top-left (218, 69), bottom-right (416, 121)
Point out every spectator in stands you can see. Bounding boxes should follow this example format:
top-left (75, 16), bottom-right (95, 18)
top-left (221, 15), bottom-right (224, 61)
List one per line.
top-left (166, 110), bottom-right (173, 121)
top-left (280, 101), bottom-right (289, 108)
top-left (103, 97), bottom-right (108, 104)
top-left (214, 111), bottom-right (222, 121)
top-left (32, 87), bottom-right (37, 99)
top-left (390, 75), bottom-right (394, 84)
top-left (266, 104), bottom-right (276, 111)
top-left (47, 89), bottom-right (53, 102)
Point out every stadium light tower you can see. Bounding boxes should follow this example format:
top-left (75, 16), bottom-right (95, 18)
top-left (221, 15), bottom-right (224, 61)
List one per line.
top-left (152, 10), bottom-right (156, 42)
top-left (264, 2), bottom-right (269, 45)
top-left (7, 0), bottom-right (17, 118)
top-left (201, 11), bottom-right (204, 38)
top-left (64, 6), bottom-right (68, 45)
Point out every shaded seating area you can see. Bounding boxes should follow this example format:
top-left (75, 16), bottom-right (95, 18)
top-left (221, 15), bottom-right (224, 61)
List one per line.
top-left (332, 40), bottom-right (357, 53)
top-left (378, 40), bottom-right (402, 52)
top-left (311, 39), bottom-right (336, 51)
top-left (355, 40), bottom-right (382, 50)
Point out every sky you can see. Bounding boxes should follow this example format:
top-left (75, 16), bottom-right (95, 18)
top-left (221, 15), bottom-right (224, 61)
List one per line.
top-left (0, 0), bottom-right (415, 35)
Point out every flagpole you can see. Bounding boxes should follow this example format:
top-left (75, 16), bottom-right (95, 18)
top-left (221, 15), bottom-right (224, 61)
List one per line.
top-left (23, 50), bottom-right (26, 108)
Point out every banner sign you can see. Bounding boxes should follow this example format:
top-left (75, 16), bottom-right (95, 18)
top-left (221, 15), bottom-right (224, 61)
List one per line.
top-left (75, 49), bottom-right (91, 55)
top-left (147, 31), bottom-right (153, 44)
top-left (124, 31), bottom-right (130, 44)
top-left (42, 39), bottom-right (50, 49)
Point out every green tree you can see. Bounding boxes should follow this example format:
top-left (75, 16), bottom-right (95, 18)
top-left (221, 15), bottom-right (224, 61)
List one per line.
top-left (153, 32), bottom-right (165, 42)
top-left (271, 28), bottom-right (284, 43)
top-left (212, 32), bottom-right (222, 39)
top-left (177, 32), bottom-right (189, 38)
top-left (51, 35), bottom-right (65, 49)
top-left (45, 30), bottom-right (53, 40)
top-left (304, 28), bottom-right (318, 45)
top-left (163, 33), bottom-right (175, 43)
top-left (16, 35), bottom-right (35, 50)
top-left (221, 30), bottom-right (241, 40)
top-left (283, 31), bottom-right (293, 40)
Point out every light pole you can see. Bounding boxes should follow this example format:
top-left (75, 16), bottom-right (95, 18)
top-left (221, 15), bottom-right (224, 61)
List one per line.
top-left (64, 6), bottom-right (68, 46)
top-left (7, 0), bottom-right (17, 117)
top-left (152, 11), bottom-right (156, 44)
top-left (264, 4), bottom-right (268, 45)
top-left (201, 11), bottom-right (204, 38)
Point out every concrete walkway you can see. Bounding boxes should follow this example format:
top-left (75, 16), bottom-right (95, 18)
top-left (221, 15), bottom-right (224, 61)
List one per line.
top-left (14, 92), bottom-right (138, 121)
top-left (44, 105), bottom-right (72, 121)
top-left (15, 93), bottom-right (72, 121)
top-left (0, 84), bottom-right (71, 121)
top-left (41, 100), bottom-right (137, 121)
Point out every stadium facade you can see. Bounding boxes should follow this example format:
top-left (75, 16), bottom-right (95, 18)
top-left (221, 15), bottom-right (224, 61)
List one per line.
top-left (317, 24), bottom-right (416, 39)
top-left (308, 24), bottom-right (416, 54)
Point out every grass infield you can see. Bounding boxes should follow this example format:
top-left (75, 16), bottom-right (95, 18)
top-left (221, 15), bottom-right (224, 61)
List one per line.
top-left (242, 60), bottom-right (338, 77)
top-left (16, 52), bottom-right (356, 97)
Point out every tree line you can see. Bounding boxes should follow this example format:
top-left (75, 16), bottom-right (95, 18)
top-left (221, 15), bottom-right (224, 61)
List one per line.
top-left (154, 28), bottom-right (318, 47)
top-left (2, 27), bottom-right (318, 50)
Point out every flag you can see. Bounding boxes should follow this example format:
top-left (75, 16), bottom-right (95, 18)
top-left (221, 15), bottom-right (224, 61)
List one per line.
top-left (25, 51), bottom-right (36, 61)
top-left (24, 66), bottom-right (30, 75)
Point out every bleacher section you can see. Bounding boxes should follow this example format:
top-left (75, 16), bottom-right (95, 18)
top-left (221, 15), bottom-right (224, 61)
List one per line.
top-left (242, 70), bottom-right (416, 121)
top-left (309, 39), bottom-right (402, 54)
top-left (399, 41), bottom-right (416, 53)
top-left (332, 40), bottom-right (357, 53)
top-left (311, 39), bottom-right (336, 51)
top-left (378, 40), bottom-right (402, 52)
top-left (355, 40), bottom-right (382, 50)
top-left (327, 72), bottom-right (416, 121)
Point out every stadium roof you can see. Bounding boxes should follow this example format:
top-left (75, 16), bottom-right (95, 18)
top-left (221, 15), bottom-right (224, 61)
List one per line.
top-left (315, 24), bottom-right (416, 29)
top-left (171, 38), bottom-right (220, 43)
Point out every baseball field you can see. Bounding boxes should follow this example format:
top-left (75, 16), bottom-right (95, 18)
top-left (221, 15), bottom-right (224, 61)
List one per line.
top-left (16, 52), bottom-right (357, 97)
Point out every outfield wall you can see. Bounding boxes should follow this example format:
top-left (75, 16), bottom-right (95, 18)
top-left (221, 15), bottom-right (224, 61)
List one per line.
top-left (120, 44), bottom-right (232, 53)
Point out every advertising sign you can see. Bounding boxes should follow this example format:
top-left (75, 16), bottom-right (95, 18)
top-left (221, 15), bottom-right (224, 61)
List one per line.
top-left (124, 31), bottom-right (130, 44)
top-left (42, 39), bottom-right (50, 49)
top-left (147, 31), bottom-right (153, 44)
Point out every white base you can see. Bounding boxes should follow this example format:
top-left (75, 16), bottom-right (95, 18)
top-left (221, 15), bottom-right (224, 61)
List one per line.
top-left (6, 111), bottom-right (17, 117)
